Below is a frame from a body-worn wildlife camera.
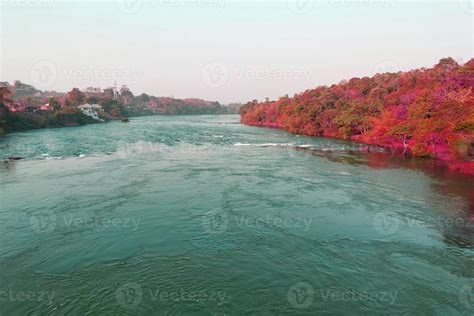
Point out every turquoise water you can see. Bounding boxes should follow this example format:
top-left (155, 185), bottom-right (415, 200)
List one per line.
top-left (0, 115), bottom-right (473, 315)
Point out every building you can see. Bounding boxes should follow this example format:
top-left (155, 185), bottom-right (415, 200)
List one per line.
top-left (83, 87), bottom-right (102, 94)
top-left (7, 101), bottom-right (37, 113)
top-left (25, 106), bottom-right (38, 114)
top-left (39, 103), bottom-right (54, 111)
top-left (78, 103), bottom-right (102, 120)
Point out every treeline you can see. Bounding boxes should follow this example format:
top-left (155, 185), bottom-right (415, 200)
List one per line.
top-left (0, 103), bottom-right (98, 137)
top-left (124, 96), bottom-right (234, 116)
top-left (240, 58), bottom-right (474, 175)
top-left (0, 85), bottom-right (122, 135)
top-left (61, 87), bottom-right (231, 117)
top-left (64, 86), bottom-right (236, 116)
top-left (0, 82), bottom-right (240, 135)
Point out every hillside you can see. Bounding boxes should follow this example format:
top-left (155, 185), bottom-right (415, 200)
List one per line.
top-left (0, 82), bottom-right (238, 135)
top-left (240, 58), bottom-right (474, 175)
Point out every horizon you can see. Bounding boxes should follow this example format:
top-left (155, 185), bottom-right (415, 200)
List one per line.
top-left (1, 0), bottom-right (472, 103)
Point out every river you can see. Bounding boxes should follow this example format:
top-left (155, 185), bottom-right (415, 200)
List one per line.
top-left (0, 115), bottom-right (473, 315)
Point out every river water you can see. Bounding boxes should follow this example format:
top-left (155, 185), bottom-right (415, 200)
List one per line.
top-left (0, 115), bottom-right (473, 315)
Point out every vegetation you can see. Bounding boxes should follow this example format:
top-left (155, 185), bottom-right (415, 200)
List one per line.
top-left (0, 82), bottom-right (239, 135)
top-left (240, 58), bottom-right (474, 175)
top-left (0, 104), bottom-right (97, 133)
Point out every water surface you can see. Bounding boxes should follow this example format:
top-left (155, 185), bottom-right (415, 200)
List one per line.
top-left (0, 115), bottom-right (473, 315)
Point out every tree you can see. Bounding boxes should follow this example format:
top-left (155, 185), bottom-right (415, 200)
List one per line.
top-left (388, 122), bottom-right (415, 155)
top-left (66, 88), bottom-right (85, 106)
top-left (49, 98), bottom-right (61, 112)
top-left (0, 87), bottom-right (12, 105)
top-left (0, 87), bottom-right (12, 136)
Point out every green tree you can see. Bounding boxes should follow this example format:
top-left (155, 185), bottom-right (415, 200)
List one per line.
top-left (49, 98), bottom-right (61, 112)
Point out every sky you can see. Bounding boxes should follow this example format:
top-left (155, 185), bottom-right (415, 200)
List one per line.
top-left (0, 0), bottom-right (472, 104)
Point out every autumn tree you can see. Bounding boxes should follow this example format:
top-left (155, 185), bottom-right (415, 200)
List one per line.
top-left (67, 88), bottom-right (85, 106)
top-left (240, 57), bottom-right (474, 174)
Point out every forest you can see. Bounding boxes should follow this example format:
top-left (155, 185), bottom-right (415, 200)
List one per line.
top-left (0, 82), bottom-right (239, 135)
top-left (240, 58), bottom-right (474, 175)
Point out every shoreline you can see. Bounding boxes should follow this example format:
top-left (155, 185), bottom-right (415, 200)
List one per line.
top-left (242, 121), bottom-right (474, 177)
top-left (0, 113), bottom-right (240, 136)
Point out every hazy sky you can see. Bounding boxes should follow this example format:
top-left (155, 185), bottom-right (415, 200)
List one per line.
top-left (0, 0), bottom-right (472, 103)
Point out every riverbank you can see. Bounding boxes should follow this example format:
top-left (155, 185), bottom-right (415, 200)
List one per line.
top-left (0, 81), bottom-right (241, 137)
top-left (0, 110), bottom-right (241, 137)
top-left (240, 58), bottom-right (474, 176)
top-left (242, 121), bottom-right (474, 176)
